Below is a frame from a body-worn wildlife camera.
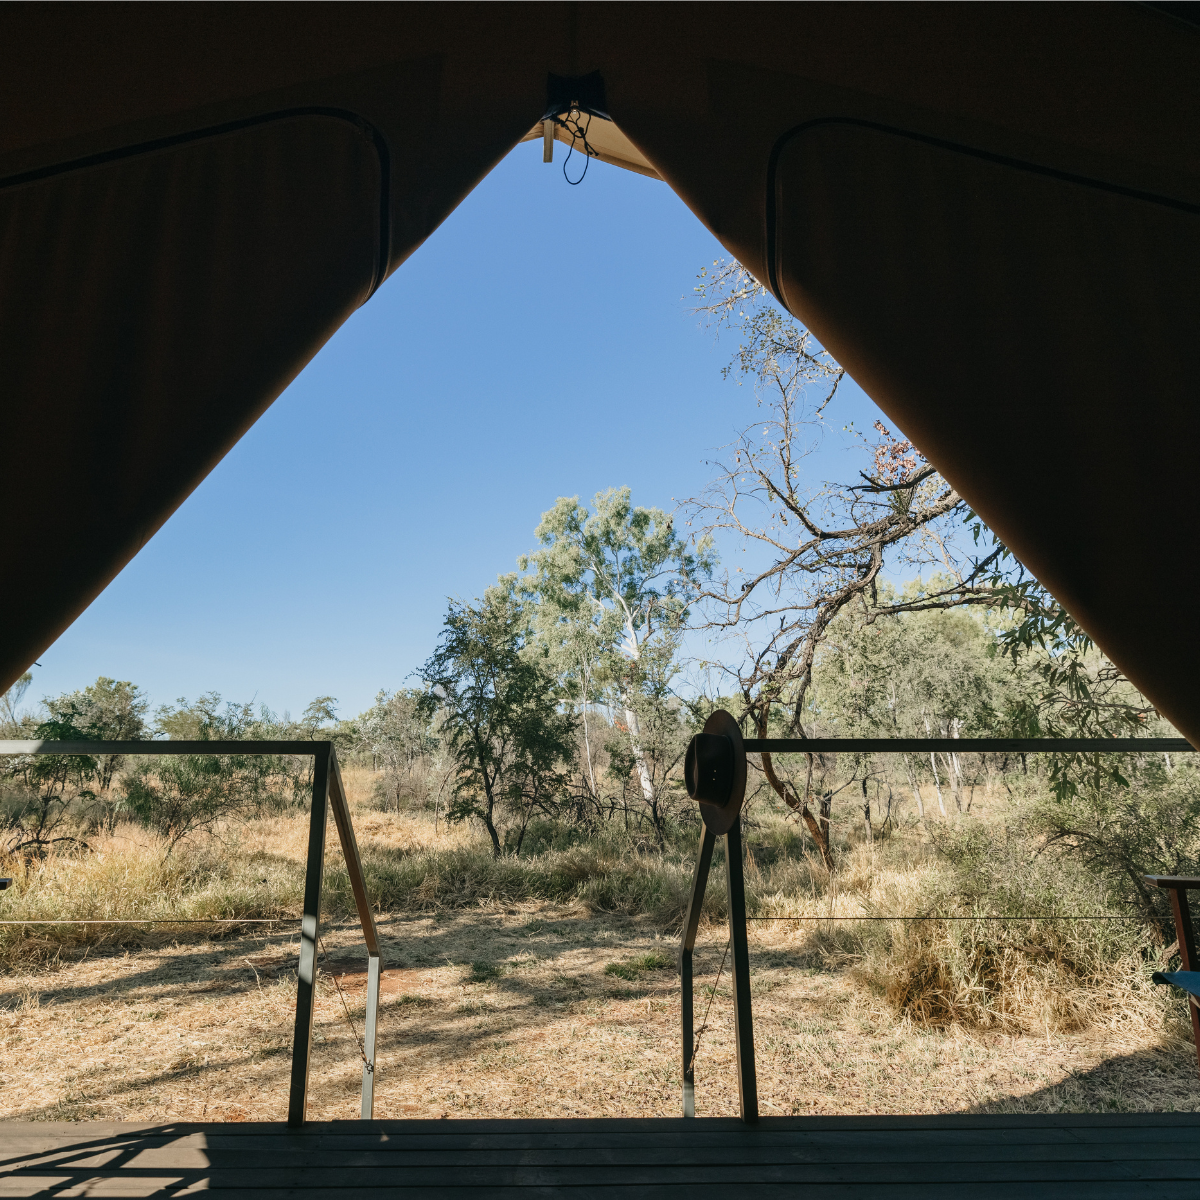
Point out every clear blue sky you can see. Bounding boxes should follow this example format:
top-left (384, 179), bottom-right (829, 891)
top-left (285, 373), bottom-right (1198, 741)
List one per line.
top-left (27, 140), bottom-right (886, 721)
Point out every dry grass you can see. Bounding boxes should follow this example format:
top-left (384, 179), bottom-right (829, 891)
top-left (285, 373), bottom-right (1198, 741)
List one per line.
top-left (0, 768), bottom-right (1197, 1122)
top-left (2, 911), bottom-right (1197, 1123)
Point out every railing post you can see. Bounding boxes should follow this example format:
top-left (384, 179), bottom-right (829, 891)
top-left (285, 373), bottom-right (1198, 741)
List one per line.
top-left (725, 816), bottom-right (758, 1123)
top-left (361, 954), bottom-right (380, 1118)
top-left (326, 749), bottom-right (382, 1118)
top-left (288, 744), bottom-right (330, 1127)
top-left (680, 825), bottom-right (716, 1118)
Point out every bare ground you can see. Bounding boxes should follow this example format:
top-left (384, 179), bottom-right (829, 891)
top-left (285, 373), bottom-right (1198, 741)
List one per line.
top-left (2, 906), bottom-right (1198, 1123)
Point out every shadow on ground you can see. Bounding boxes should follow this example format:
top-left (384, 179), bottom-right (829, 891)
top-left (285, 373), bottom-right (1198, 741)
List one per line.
top-left (969, 1043), bottom-right (1200, 1114)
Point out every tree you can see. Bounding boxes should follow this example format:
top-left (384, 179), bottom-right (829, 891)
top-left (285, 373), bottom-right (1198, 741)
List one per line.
top-left (962, 526), bottom-right (1161, 800)
top-left (0, 711), bottom-right (98, 857)
top-left (0, 677), bottom-right (149, 843)
top-left (519, 487), bottom-right (712, 840)
top-left (357, 688), bottom-right (437, 810)
top-left (121, 751), bottom-right (288, 850)
top-left (122, 693), bottom-right (300, 847)
top-left (1029, 757), bottom-right (1200, 932)
top-left (815, 602), bottom-right (1010, 821)
top-left (42, 677), bottom-right (148, 828)
top-left (685, 262), bottom-right (986, 865)
top-left (0, 672), bottom-right (32, 736)
top-left (417, 584), bottom-right (576, 856)
top-left (299, 696), bottom-right (339, 737)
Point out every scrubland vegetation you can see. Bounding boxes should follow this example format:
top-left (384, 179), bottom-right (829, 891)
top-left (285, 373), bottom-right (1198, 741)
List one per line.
top-left (1, 259), bottom-right (1197, 1115)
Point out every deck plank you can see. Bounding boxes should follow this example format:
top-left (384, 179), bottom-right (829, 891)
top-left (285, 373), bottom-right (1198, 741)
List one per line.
top-left (6, 1141), bottom-right (1200, 1172)
top-left (0, 1184), bottom-right (1189, 1200)
top-left (1, 1117), bottom-right (1197, 1195)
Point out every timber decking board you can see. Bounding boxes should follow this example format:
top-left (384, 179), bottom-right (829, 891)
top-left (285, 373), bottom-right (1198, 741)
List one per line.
top-left (8, 1141), bottom-right (1200, 1168)
top-left (1, 1117), bottom-right (1197, 1196)
top-left (0, 1185), bottom-right (1196, 1199)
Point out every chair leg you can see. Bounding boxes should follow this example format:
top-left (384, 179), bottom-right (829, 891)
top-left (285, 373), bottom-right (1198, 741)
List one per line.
top-left (1166, 885), bottom-right (1200, 1077)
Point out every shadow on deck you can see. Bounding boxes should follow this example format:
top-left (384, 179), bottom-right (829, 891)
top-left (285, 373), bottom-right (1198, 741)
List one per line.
top-left (1, 1113), bottom-right (1199, 1197)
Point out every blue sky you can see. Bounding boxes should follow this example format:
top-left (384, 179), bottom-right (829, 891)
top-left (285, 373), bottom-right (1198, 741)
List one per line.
top-left (26, 139), bottom-right (887, 721)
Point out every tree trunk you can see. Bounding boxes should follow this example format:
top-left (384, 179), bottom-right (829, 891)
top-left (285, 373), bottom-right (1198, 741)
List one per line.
top-left (861, 777), bottom-right (873, 843)
top-left (903, 755), bottom-right (925, 819)
top-left (480, 773), bottom-right (502, 857)
top-left (759, 745), bottom-right (834, 869)
top-left (942, 752), bottom-right (963, 813)
top-left (580, 701), bottom-right (599, 800)
top-left (622, 702), bottom-right (657, 809)
top-left (929, 752), bottom-right (947, 818)
top-left (514, 812), bottom-right (531, 856)
top-left (483, 806), bottom-right (501, 857)
top-left (819, 789), bottom-right (834, 851)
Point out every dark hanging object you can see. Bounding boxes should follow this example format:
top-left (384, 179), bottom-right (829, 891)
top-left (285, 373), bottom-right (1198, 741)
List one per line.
top-left (684, 710), bottom-right (747, 835)
top-left (544, 71), bottom-right (608, 120)
top-left (685, 734), bottom-right (735, 807)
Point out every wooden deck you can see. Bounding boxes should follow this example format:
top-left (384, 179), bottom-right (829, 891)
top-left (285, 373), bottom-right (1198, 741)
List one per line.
top-left (2, 1114), bottom-right (1198, 1196)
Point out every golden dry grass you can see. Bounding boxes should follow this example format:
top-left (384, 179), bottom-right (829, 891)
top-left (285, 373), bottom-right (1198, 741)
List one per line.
top-left (2, 910), bottom-right (1198, 1124)
top-left (1, 768), bottom-right (1197, 1122)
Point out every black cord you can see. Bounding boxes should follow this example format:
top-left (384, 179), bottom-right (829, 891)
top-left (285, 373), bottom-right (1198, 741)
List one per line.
top-left (688, 938), bottom-right (730, 1075)
top-left (557, 108), bottom-right (598, 185)
top-left (745, 914), bottom-right (1142, 921)
top-left (318, 934), bottom-right (370, 1071)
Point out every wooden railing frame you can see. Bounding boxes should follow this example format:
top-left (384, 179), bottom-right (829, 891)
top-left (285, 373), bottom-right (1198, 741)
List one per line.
top-left (0, 739), bottom-right (381, 1127)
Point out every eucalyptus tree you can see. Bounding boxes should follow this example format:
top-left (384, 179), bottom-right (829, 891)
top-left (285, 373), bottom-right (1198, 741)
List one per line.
top-left (519, 487), bottom-right (712, 835)
top-left (815, 604), bottom-right (1010, 821)
top-left (0, 672), bottom-right (32, 736)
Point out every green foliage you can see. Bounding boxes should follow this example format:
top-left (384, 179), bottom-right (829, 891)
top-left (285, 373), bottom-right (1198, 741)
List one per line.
top-left (815, 604), bottom-right (1007, 740)
top-left (518, 487), bottom-right (712, 840)
top-left (355, 688), bottom-right (439, 810)
top-left (519, 487), bottom-right (712, 687)
top-left (153, 692), bottom-right (273, 740)
top-left (119, 751), bottom-right (293, 849)
top-left (118, 693), bottom-right (302, 848)
top-left (0, 672), bottom-right (33, 736)
top-left (964, 513), bottom-right (1159, 801)
top-left (46, 677), bottom-right (149, 829)
top-left (0, 676), bottom-right (150, 852)
top-left (1023, 758), bottom-right (1200, 930)
top-left (417, 585), bottom-right (577, 856)
top-left (300, 695), bottom-right (338, 736)
top-left (1, 711), bottom-right (98, 856)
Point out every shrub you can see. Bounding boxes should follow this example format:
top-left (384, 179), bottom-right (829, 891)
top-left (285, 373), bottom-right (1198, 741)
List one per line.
top-left (120, 752), bottom-right (296, 849)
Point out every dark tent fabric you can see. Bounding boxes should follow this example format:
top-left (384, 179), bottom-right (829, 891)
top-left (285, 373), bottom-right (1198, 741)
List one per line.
top-left (1, 4), bottom-right (1198, 743)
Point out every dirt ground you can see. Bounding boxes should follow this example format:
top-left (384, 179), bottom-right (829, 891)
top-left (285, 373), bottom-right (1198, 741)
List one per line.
top-left (2, 905), bottom-right (1199, 1123)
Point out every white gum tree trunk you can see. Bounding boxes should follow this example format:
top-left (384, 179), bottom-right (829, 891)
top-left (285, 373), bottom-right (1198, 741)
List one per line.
top-left (903, 755), bottom-right (925, 819)
top-left (616, 605), bottom-right (657, 810)
top-left (622, 701), bottom-right (657, 806)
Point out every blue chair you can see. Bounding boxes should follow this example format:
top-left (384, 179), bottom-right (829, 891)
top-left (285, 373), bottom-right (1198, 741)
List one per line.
top-left (1146, 875), bottom-right (1200, 1074)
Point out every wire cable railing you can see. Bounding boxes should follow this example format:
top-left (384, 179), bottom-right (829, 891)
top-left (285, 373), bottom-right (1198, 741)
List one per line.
top-left (680, 716), bottom-right (1198, 1124)
top-left (0, 739), bottom-right (380, 1127)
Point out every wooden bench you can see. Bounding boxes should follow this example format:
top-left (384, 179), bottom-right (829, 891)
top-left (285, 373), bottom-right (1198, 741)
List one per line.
top-left (1146, 875), bottom-right (1200, 1073)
